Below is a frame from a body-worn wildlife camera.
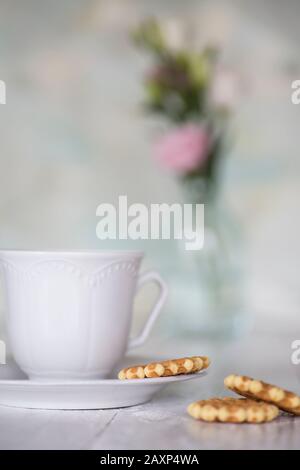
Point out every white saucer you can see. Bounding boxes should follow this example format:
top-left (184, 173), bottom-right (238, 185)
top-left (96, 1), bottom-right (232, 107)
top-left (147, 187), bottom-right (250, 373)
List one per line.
top-left (0, 365), bottom-right (208, 410)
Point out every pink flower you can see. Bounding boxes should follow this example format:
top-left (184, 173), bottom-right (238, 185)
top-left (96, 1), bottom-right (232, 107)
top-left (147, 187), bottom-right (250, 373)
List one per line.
top-left (154, 124), bottom-right (210, 174)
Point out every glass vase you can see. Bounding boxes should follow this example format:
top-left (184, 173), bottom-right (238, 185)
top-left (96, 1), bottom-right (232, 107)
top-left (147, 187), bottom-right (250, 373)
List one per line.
top-left (165, 177), bottom-right (246, 339)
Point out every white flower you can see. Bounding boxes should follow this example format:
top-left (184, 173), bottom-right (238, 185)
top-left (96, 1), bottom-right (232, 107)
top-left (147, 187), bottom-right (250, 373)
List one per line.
top-left (160, 18), bottom-right (188, 52)
top-left (211, 67), bottom-right (240, 109)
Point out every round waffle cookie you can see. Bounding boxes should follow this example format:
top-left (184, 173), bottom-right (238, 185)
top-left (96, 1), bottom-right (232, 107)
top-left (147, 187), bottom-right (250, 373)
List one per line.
top-left (187, 397), bottom-right (279, 423)
top-left (118, 356), bottom-right (210, 380)
top-left (224, 374), bottom-right (300, 416)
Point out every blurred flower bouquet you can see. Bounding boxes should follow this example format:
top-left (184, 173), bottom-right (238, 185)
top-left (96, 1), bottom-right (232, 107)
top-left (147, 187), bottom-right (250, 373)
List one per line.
top-left (133, 19), bottom-right (233, 201)
top-left (133, 20), bottom-right (244, 337)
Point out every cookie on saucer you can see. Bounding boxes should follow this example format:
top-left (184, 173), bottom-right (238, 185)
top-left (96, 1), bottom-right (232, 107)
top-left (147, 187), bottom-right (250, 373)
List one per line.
top-left (118, 356), bottom-right (210, 380)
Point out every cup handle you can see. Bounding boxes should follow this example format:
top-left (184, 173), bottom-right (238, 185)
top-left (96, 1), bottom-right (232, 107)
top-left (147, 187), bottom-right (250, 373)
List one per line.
top-left (127, 270), bottom-right (168, 350)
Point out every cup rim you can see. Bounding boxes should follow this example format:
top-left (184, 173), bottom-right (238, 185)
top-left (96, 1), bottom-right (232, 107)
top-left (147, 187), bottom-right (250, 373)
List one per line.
top-left (0, 249), bottom-right (144, 258)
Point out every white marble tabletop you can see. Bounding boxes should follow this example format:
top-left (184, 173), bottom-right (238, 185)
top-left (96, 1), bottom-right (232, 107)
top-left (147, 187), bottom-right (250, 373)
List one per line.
top-left (0, 322), bottom-right (299, 450)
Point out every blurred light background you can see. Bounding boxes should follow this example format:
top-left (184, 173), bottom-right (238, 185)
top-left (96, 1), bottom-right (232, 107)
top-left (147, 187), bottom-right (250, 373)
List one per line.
top-left (0, 0), bottom-right (299, 342)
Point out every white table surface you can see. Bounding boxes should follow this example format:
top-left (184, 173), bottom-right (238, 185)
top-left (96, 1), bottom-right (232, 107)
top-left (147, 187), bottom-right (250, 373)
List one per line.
top-left (0, 321), bottom-right (299, 451)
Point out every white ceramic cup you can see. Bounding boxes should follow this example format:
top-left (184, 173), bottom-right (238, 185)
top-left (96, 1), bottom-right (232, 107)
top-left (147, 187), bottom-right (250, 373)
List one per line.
top-left (0, 250), bottom-right (168, 381)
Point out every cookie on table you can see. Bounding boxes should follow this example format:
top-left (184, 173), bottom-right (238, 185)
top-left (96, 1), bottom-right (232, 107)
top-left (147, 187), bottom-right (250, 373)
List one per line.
top-left (118, 356), bottom-right (210, 380)
top-left (187, 397), bottom-right (279, 423)
top-left (224, 374), bottom-right (300, 416)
